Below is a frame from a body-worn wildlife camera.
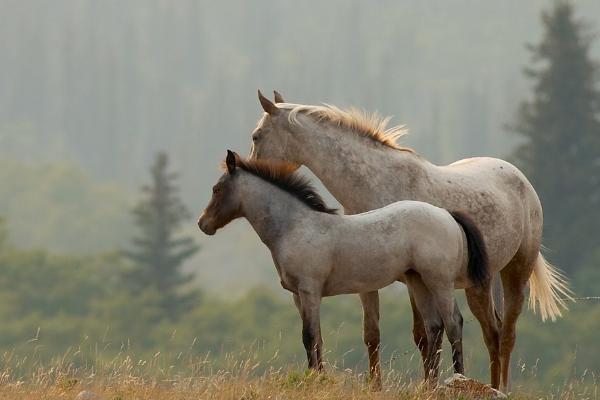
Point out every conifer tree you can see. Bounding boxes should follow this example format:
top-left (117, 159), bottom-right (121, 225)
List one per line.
top-left (511, 2), bottom-right (600, 271)
top-left (125, 152), bottom-right (199, 318)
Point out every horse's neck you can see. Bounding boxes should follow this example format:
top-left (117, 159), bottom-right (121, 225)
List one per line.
top-left (293, 123), bottom-right (433, 213)
top-left (239, 175), bottom-right (306, 248)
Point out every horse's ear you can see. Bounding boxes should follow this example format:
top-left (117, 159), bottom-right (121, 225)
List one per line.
top-left (258, 89), bottom-right (279, 115)
top-left (226, 150), bottom-right (237, 175)
top-left (273, 90), bottom-right (285, 104)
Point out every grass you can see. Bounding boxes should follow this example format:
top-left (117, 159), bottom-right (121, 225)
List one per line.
top-left (0, 348), bottom-right (595, 400)
top-left (0, 371), bottom-right (594, 400)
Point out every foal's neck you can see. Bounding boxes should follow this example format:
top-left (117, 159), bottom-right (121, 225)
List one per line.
top-left (238, 174), bottom-right (309, 249)
top-left (291, 120), bottom-right (434, 214)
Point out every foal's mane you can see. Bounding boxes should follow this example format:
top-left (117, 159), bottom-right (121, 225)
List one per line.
top-left (223, 157), bottom-right (337, 214)
top-left (279, 103), bottom-right (412, 151)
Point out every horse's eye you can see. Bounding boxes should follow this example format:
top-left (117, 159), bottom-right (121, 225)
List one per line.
top-left (252, 133), bottom-right (260, 142)
top-left (213, 187), bottom-right (221, 195)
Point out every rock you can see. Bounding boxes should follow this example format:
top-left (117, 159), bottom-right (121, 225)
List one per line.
top-left (439, 373), bottom-right (507, 399)
top-left (75, 390), bottom-right (100, 400)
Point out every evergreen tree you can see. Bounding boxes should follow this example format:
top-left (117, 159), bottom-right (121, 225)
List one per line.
top-left (511, 2), bottom-right (600, 271)
top-left (125, 152), bottom-right (199, 318)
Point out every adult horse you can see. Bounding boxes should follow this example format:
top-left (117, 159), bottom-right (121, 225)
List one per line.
top-left (249, 90), bottom-right (571, 391)
top-left (198, 151), bottom-right (489, 384)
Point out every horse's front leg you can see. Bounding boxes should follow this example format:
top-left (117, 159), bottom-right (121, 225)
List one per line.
top-left (297, 289), bottom-right (323, 371)
top-left (359, 291), bottom-right (381, 390)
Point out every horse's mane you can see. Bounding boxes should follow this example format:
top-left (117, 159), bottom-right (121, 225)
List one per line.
top-left (222, 156), bottom-right (337, 214)
top-left (279, 103), bottom-right (412, 152)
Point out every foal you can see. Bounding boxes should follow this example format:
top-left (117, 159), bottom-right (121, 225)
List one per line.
top-left (198, 151), bottom-right (489, 385)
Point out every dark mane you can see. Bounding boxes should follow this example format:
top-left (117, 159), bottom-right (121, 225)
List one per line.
top-left (223, 157), bottom-right (337, 214)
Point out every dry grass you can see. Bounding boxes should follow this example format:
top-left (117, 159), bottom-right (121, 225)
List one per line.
top-left (0, 372), bottom-right (511, 400)
top-left (0, 372), bottom-right (595, 400)
top-left (0, 347), bottom-right (595, 399)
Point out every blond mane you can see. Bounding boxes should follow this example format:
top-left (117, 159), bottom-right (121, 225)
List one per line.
top-left (279, 103), bottom-right (411, 151)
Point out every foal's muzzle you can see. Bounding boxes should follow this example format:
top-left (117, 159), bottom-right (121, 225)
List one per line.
top-left (197, 214), bottom-right (216, 235)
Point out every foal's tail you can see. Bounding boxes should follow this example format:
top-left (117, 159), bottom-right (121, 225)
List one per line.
top-left (450, 211), bottom-right (489, 287)
top-left (528, 252), bottom-right (573, 322)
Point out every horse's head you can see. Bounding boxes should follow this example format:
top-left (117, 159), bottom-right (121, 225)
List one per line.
top-left (249, 90), bottom-right (300, 167)
top-left (198, 150), bottom-right (243, 235)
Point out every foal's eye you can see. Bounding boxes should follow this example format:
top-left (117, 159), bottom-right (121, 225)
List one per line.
top-left (252, 133), bottom-right (260, 142)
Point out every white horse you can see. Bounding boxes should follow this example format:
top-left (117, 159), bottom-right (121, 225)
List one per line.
top-left (249, 91), bottom-right (572, 391)
top-left (198, 151), bottom-right (489, 386)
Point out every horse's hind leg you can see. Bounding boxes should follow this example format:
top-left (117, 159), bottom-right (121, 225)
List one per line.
top-left (359, 291), bottom-right (382, 390)
top-left (499, 253), bottom-right (536, 393)
top-left (465, 283), bottom-right (501, 388)
top-left (449, 301), bottom-right (465, 375)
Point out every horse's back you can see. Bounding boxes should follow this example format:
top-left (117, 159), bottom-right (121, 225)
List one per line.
top-left (445, 157), bottom-right (536, 197)
top-left (437, 156), bottom-right (542, 270)
top-left (443, 156), bottom-right (541, 224)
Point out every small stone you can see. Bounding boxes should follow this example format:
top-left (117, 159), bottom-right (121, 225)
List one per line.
top-left (75, 390), bottom-right (100, 400)
top-left (440, 373), bottom-right (507, 399)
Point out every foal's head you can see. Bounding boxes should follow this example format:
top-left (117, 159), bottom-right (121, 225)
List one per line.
top-left (198, 150), bottom-right (244, 235)
top-left (198, 149), bottom-right (336, 235)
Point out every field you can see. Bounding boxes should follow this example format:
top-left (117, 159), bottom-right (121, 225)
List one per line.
top-left (0, 349), bottom-right (595, 400)
top-left (0, 374), bottom-right (593, 400)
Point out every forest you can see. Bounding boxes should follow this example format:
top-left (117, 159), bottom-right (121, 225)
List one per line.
top-left (0, 1), bottom-right (600, 397)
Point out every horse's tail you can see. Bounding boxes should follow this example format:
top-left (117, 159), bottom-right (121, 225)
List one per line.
top-left (528, 252), bottom-right (573, 322)
top-left (450, 211), bottom-right (489, 287)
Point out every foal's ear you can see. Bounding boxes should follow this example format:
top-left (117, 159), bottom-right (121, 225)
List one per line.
top-left (273, 90), bottom-right (285, 104)
top-left (258, 89), bottom-right (279, 115)
top-left (226, 150), bottom-right (237, 175)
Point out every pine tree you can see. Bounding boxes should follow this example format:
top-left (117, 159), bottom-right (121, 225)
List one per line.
top-left (125, 152), bottom-right (199, 318)
top-left (511, 2), bottom-right (600, 271)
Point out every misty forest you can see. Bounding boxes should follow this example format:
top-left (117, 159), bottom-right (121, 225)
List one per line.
top-left (1, 1), bottom-right (600, 398)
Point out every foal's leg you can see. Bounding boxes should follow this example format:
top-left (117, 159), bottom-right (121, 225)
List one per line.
top-left (465, 283), bottom-right (501, 389)
top-left (297, 289), bottom-right (323, 371)
top-left (421, 279), bottom-right (465, 376)
top-left (294, 293), bottom-right (324, 367)
top-left (408, 284), bottom-right (462, 376)
top-left (359, 291), bottom-right (382, 390)
top-left (405, 273), bottom-right (444, 383)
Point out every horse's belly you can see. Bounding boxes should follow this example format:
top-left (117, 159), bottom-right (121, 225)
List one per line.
top-left (321, 273), bottom-right (398, 296)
